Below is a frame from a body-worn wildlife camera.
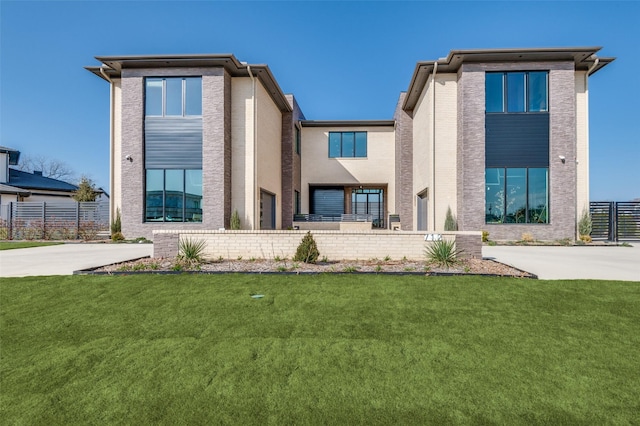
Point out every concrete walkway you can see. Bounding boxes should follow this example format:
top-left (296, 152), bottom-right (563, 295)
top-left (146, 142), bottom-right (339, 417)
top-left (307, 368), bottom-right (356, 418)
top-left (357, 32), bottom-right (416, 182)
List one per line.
top-left (0, 243), bottom-right (153, 277)
top-left (483, 244), bottom-right (640, 281)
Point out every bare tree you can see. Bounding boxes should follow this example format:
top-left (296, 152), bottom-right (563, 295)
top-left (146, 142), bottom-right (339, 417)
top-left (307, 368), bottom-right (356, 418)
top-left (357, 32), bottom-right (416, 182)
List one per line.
top-left (16, 154), bottom-right (76, 182)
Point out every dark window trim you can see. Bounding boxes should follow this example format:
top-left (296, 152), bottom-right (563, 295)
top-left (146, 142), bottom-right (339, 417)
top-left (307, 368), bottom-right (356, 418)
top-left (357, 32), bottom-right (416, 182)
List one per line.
top-left (486, 71), bottom-right (549, 114)
top-left (485, 167), bottom-right (549, 225)
top-left (145, 76), bottom-right (202, 118)
top-left (328, 131), bottom-right (367, 158)
top-left (144, 168), bottom-right (203, 223)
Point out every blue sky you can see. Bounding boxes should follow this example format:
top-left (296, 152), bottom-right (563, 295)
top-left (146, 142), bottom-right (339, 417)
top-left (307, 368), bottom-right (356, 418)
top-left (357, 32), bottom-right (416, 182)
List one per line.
top-left (1, 1), bottom-right (638, 200)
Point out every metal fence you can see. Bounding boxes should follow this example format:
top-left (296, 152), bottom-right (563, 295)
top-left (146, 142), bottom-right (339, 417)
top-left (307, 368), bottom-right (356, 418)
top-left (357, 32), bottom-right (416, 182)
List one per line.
top-left (590, 201), bottom-right (640, 242)
top-left (0, 201), bottom-right (109, 240)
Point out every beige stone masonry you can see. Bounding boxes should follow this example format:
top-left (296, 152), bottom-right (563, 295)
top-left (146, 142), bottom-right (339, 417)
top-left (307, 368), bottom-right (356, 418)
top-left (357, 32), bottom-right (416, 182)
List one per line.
top-left (153, 230), bottom-right (481, 261)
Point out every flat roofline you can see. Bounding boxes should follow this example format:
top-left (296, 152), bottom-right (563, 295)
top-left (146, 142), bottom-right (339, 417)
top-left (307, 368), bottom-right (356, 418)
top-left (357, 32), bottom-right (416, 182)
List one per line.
top-left (300, 120), bottom-right (395, 127)
top-left (85, 54), bottom-right (292, 112)
top-left (403, 47), bottom-right (615, 111)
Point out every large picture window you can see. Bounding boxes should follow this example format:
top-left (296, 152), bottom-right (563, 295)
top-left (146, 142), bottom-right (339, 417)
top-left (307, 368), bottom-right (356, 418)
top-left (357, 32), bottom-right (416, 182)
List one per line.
top-left (485, 167), bottom-right (548, 224)
top-left (328, 132), bottom-right (367, 158)
top-left (145, 169), bottom-right (202, 222)
top-left (145, 77), bottom-right (202, 117)
top-left (485, 72), bottom-right (548, 113)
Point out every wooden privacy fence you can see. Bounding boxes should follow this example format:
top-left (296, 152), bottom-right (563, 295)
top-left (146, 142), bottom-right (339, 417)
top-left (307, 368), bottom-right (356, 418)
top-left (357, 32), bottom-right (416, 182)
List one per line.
top-left (0, 201), bottom-right (109, 240)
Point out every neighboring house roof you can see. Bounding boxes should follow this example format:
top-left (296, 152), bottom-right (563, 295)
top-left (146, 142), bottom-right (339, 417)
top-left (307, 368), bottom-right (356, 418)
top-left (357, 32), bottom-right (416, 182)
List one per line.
top-left (0, 146), bottom-right (21, 165)
top-left (85, 54), bottom-right (292, 113)
top-left (403, 47), bottom-right (616, 111)
top-left (8, 169), bottom-right (78, 192)
top-left (0, 182), bottom-right (30, 196)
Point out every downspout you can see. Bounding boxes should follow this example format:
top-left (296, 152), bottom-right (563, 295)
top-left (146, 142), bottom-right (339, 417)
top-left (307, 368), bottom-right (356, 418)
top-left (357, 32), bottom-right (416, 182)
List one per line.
top-left (431, 62), bottom-right (438, 231)
top-left (247, 66), bottom-right (258, 230)
top-left (576, 58), bottom-right (599, 238)
top-left (99, 65), bottom-right (116, 226)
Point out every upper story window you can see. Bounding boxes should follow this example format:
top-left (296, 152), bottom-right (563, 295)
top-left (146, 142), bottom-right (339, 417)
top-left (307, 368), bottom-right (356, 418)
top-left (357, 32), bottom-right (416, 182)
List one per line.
top-left (328, 132), bottom-right (367, 158)
top-left (145, 77), bottom-right (202, 117)
top-left (295, 126), bottom-right (301, 155)
top-left (486, 72), bottom-right (548, 113)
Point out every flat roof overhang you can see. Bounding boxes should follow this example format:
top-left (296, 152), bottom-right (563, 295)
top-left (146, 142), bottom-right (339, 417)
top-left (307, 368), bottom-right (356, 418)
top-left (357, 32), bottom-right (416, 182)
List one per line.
top-left (403, 47), bottom-right (615, 111)
top-left (85, 54), bottom-right (292, 112)
top-left (300, 120), bottom-right (395, 127)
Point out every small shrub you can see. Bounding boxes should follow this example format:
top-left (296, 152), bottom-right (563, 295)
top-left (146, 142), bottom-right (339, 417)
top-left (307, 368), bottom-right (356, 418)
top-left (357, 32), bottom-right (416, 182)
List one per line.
top-left (111, 231), bottom-right (125, 242)
top-left (580, 234), bottom-right (592, 243)
top-left (482, 230), bottom-right (489, 243)
top-left (424, 239), bottom-right (463, 268)
top-left (521, 233), bottom-right (534, 243)
top-left (383, 255), bottom-right (391, 262)
top-left (230, 209), bottom-right (241, 230)
top-left (374, 265), bottom-right (383, 273)
top-left (578, 208), bottom-right (593, 238)
top-left (237, 256), bottom-right (243, 260)
top-left (321, 256), bottom-right (329, 263)
top-left (177, 237), bottom-right (207, 266)
top-left (111, 207), bottom-right (122, 236)
top-left (293, 231), bottom-right (320, 264)
top-left (274, 255), bottom-right (283, 262)
top-left (276, 266), bottom-right (288, 272)
top-left (444, 206), bottom-right (458, 231)
top-left (342, 265), bottom-right (358, 273)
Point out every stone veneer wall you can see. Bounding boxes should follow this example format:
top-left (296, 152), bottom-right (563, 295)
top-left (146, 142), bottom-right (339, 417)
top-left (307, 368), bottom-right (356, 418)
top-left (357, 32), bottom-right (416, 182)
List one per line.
top-left (393, 93), bottom-right (414, 230)
top-left (120, 67), bottom-right (231, 241)
top-left (458, 62), bottom-right (577, 241)
top-left (153, 230), bottom-right (482, 260)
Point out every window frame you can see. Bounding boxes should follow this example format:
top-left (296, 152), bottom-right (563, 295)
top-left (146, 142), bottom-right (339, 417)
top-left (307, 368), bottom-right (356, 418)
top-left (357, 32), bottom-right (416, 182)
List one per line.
top-left (485, 167), bottom-right (549, 224)
top-left (328, 131), bottom-right (367, 158)
top-left (144, 168), bottom-right (203, 223)
top-left (485, 71), bottom-right (548, 114)
top-left (145, 77), bottom-right (202, 118)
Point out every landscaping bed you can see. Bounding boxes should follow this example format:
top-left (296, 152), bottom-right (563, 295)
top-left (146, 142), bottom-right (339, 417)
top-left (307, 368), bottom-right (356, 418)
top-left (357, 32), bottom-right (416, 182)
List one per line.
top-left (93, 256), bottom-right (535, 277)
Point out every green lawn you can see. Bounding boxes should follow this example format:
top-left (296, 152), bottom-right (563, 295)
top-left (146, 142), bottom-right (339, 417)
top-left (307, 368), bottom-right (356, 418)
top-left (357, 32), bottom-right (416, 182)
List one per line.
top-left (0, 241), bottom-right (63, 250)
top-left (1, 274), bottom-right (638, 424)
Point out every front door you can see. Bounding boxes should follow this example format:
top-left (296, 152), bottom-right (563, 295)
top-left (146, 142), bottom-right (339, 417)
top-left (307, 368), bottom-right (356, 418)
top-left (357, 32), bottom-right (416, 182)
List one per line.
top-left (352, 188), bottom-right (384, 228)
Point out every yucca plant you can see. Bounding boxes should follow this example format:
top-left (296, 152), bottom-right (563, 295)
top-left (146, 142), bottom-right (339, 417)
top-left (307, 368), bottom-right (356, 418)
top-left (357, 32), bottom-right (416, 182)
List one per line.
top-left (424, 239), bottom-right (463, 268)
top-left (177, 237), bottom-right (207, 267)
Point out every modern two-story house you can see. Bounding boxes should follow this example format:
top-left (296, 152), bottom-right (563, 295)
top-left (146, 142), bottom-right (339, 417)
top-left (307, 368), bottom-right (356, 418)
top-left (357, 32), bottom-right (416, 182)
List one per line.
top-left (86, 47), bottom-right (613, 241)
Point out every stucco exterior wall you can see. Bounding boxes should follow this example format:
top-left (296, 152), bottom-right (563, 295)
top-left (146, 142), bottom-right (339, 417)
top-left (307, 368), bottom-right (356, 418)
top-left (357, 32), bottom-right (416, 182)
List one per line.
top-left (231, 77), bottom-right (254, 229)
top-left (111, 79), bottom-right (122, 223)
top-left (256, 80), bottom-right (283, 229)
top-left (412, 76), bottom-right (432, 231)
top-left (575, 71), bottom-right (589, 217)
top-left (0, 153), bottom-right (8, 183)
top-left (300, 125), bottom-right (396, 218)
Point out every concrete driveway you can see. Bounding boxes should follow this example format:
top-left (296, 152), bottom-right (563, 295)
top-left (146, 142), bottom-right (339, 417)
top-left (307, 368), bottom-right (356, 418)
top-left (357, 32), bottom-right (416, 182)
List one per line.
top-left (0, 243), bottom-right (153, 278)
top-left (484, 244), bottom-right (640, 281)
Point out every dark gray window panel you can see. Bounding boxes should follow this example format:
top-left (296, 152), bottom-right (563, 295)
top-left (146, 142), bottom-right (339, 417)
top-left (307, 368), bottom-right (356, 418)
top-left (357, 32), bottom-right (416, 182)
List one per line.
top-left (310, 187), bottom-right (344, 217)
top-left (145, 117), bottom-right (203, 169)
top-left (485, 113), bottom-right (549, 168)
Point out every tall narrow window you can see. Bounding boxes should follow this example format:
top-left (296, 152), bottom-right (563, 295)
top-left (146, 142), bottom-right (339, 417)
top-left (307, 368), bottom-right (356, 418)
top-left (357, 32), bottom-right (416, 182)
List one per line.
top-left (485, 73), bottom-right (504, 113)
top-left (295, 126), bottom-right (301, 155)
top-left (528, 72), bottom-right (548, 112)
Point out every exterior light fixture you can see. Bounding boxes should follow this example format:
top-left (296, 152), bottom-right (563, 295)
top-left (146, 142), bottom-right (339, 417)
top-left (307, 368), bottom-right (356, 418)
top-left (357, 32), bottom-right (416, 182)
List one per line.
top-left (559, 155), bottom-right (566, 163)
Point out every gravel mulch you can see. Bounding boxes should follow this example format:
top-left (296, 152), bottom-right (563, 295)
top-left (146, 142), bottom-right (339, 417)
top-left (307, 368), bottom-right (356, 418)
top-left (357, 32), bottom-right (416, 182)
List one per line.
top-left (93, 256), bottom-right (535, 278)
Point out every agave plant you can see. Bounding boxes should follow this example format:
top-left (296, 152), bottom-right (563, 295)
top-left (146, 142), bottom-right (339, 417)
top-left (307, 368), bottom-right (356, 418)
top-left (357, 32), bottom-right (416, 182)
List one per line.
top-left (424, 239), bottom-right (463, 269)
top-left (177, 237), bottom-right (207, 267)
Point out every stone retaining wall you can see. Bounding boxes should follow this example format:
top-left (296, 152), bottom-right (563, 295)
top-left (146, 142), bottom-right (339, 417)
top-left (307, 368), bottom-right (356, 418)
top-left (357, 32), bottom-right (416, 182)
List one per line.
top-left (153, 230), bottom-right (481, 261)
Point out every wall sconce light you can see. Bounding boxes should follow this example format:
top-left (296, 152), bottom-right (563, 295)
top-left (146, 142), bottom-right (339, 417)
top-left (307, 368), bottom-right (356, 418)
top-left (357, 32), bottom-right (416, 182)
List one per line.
top-left (559, 155), bottom-right (566, 164)
top-left (125, 155), bottom-right (133, 162)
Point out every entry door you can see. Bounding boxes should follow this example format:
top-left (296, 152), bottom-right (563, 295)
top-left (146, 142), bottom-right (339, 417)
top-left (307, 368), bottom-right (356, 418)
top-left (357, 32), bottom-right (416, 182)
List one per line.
top-left (417, 192), bottom-right (428, 231)
top-left (352, 188), bottom-right (384, 228)
top-left (260, 190), bottom-right (276, 230)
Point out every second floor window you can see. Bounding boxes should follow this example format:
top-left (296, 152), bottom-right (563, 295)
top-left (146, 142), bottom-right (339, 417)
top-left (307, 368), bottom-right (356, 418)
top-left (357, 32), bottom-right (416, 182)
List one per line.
top-left (329, 132), bottom-right (367, 158)
top-left (146, 77), bottom-right (202, 117)
top-left (486, 72), bottom-right (548, 113)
